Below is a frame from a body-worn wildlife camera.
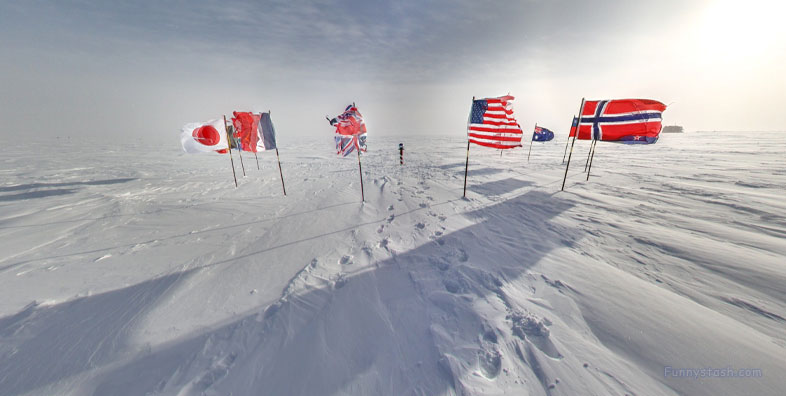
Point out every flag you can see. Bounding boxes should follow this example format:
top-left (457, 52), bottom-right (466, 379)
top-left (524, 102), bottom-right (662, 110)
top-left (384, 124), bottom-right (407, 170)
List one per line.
top-left (468, 95), bottom-right (523, 149)
top-left (575, 99), bottom-right (666, 143)
top-left (180, 118), bottom-right (229, 153)
top-left (330, 104), bottom-right (367, 156)
top-left (259, 112), bottom-right (278, 150)
top-left (532, 126), bottom-right (555, 142)
top-left (569, 116), bottom-right (579, 137)
top-left (231, 112), bottom-right (262, 152)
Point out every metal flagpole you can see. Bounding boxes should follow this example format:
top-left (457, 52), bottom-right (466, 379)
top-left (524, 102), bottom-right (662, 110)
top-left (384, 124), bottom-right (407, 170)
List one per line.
top-left (463, 97), bottom-right (474, 198)
top-left (275, 148), bottom-right (286, 196)
top-left (527, 122), bottom-right (536, 162)
top-left (584, 138), bottom-right (597, 172)
top-left (586, 140), bottom-right (598, 180)
top-left (223, 115), bottom-right (238, 187)
top-left (267, 111), bottom-right (286, 195)
top-left (583, 130), bottom-right (596, 172)
top-left (562, 115), bottom-right (575, 163)
top-left (356, 148), bottom-right (364, 202)
top-left (561, 98), bottom-right (586, 191)
top-left (254, 152), bottom-right (260, 170)
top-left (237, 140), bottom-right (246, 176)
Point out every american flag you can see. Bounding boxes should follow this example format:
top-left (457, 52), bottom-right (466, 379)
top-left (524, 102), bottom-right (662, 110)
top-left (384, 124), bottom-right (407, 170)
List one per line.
top-left (468, 95), bottom-right (523, 149)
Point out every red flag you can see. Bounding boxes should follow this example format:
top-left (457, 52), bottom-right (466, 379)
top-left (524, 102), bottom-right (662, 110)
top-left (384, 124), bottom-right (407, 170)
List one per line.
top-left (569, 116), bottom-right (578, 137)
top-left (575, 99), bottom-right (666, 142)
top-left (231, 111), bottom-right (262, 152)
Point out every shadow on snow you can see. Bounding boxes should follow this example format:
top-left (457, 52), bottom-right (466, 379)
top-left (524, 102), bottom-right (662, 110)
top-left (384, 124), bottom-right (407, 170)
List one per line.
top-left (0, 189), bottom-right (577, 395)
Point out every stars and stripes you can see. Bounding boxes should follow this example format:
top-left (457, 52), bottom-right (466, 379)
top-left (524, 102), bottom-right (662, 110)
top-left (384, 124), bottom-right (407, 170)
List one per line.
top-left (467, 95), bottom-right (523, 149)
top-left (576, 99), bottom-right (666, 143)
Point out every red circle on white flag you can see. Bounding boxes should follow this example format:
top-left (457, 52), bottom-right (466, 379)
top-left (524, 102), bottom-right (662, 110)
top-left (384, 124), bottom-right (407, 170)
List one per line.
top-left (192, 125), bottom-right (220, 146)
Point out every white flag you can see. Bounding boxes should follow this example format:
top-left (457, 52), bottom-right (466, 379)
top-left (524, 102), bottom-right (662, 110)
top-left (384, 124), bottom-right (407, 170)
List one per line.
top-left (180, 118), bottom-right (229, 153)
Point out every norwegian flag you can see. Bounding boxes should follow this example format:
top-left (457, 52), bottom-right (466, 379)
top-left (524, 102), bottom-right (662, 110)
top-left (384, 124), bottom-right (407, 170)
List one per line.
top-left (575, 99), bottom-right (666, 144)
top-left (330, 104), bottom-right (367, 156)
top-left (468, 95), bottom-right (523, 149)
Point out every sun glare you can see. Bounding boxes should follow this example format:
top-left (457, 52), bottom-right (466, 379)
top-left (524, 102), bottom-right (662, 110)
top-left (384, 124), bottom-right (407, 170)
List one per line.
top-left (698, 0), bottom-right (786, 62)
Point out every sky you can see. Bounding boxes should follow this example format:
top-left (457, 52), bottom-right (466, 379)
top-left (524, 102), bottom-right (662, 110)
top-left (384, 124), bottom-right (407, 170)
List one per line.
top-left (1, 0), bottom-right (785, 142)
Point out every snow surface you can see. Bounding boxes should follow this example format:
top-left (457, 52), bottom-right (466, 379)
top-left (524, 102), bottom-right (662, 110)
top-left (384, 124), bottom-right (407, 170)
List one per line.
top-left (1, 131), bottom-right (785, 395)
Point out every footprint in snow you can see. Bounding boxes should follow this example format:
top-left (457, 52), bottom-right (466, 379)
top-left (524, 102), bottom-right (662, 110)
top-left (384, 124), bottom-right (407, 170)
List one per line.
top-left (419, 203), bottom-right (428, 208)
top-left (387, 214), bottom-right (395, 223)
top-left (455, 248), bottom-right (469, 262)
top-left (388, 205), bottom-right (394, 211)
top-left (334, 274), bottom-right (347, 289)
top-left (415, 222), bottom-right (426, 230)
top-left (377, 224), bottom-right (385, 233)
top-left (339, 255), bottom-right (353, 265)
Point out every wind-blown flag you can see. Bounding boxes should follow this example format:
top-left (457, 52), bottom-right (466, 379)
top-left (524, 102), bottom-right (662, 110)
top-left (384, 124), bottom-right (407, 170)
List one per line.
top-left (468, 95), bottom-right (523, 149)
top-left (330, 104), bottom-right (367, 157)
top-left (569, 116), bottom-right (579, 137)
top-left (575, 99), bottom-right (666, 144)
top-left (258, 112), bottom-right (278, 150)
top-left (231, 112), bottom-right (262, 152)
top-left (532, 126), bottom-right (555, 142)
top-left (180, 119), bottom-right (229, 153)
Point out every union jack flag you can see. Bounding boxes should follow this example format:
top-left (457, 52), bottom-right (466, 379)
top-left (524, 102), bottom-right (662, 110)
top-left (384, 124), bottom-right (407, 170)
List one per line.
top-left (330, 104), bottom-right (367, 156)
top-left (467, 95), bottom-right (523, 149)
top-left (575, 99), bottom-right (666, 143)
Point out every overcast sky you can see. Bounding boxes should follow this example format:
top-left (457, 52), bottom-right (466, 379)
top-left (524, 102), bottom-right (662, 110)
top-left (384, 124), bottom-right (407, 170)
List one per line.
top-left (1, 0), bottom-right (785, 142)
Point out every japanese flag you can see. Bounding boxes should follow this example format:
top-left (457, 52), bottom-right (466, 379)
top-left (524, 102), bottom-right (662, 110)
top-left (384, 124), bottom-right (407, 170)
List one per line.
top-left (180, 118), bottom-right (229, 153)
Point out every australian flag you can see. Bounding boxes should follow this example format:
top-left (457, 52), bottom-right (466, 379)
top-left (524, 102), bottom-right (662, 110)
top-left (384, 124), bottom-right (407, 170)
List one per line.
top-left (532, 126), bottom-right (555, 142)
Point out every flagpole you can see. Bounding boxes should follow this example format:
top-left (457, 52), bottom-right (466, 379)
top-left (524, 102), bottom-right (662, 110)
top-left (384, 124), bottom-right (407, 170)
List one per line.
top-left (268, 111), bottom-right (286, 195)
top-left (463, 97), bottom-right (474, 198)
top-left (562, 115), bottom-right (574, 163)
top-left (586, 140), bottom-right (598, 180)
top-left (356, 148), bottom-right (364, 202)
top-left (254, 112), bottom-right (262, 171)
top-left (223, 115), bottom-right (238, 188)
top-left (584, 139), bottom-right (597, 172)
top-left (275, 148), bottom-right (287, 196)
top-left (561, 98), bottom-right (586, 191)
top-left (527, 122), bottom-right (536, 162)
top-left (583, 130), bottom-right (596, 172)
top-left (237, 141), bottom-right (246, 176)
